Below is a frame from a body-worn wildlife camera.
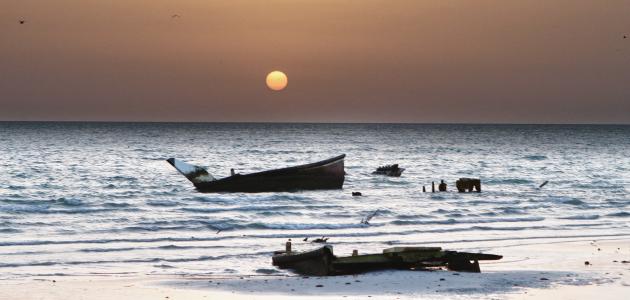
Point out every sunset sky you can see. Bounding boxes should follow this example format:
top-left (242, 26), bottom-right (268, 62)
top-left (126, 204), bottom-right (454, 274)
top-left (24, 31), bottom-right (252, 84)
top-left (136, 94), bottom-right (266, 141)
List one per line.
top-left (2, 0), bottom-right (630, 123)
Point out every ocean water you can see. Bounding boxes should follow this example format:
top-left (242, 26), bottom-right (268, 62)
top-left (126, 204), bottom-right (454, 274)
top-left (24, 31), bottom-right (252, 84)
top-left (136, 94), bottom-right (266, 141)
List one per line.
top-left (0, 122), bottom-right (629, 279)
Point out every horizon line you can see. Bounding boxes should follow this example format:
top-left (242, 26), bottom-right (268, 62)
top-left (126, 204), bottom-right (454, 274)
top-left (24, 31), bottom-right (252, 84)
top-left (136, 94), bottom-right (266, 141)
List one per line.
top-left (1, 120), bottom-right (629, 126)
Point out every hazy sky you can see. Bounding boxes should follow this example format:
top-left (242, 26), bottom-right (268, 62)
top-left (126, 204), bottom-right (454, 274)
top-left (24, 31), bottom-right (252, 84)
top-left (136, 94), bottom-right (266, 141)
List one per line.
top-left (2, 0), bottom-right (630, 123)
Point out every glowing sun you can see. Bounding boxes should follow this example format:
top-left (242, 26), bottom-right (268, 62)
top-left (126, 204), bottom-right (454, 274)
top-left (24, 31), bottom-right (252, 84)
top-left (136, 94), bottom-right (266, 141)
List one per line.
top-left (266, 70), bottom-right (288, 91)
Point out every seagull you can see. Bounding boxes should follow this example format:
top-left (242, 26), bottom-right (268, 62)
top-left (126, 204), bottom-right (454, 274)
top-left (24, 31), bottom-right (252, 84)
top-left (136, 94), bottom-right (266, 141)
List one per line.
top-left (312, 236), bottom-right (328, 243)
top-left (538, 181), bottom-right (549, 188)
top-left (360, 210), bottom-right (379, 225)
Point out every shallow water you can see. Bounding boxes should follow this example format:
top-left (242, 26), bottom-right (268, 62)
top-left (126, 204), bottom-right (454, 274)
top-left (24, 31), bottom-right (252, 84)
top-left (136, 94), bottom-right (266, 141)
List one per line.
top-left (0, 122), bottom-right (629, 278)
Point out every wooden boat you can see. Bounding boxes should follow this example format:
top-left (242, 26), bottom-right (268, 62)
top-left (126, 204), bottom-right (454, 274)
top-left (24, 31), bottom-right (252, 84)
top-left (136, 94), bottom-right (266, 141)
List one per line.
top-left (272, 245), bottom-right (502, 276)
top-left (372, 164), bottom-right (405, 177)
top-left (166, 154), bottom-right (345, 193)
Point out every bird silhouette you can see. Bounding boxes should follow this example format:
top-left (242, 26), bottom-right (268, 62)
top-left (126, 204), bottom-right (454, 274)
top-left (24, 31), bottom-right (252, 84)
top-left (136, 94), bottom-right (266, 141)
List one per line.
top-left (19, 20), bottom-right (25, 24)
top-left (360, 210), bottom-right (379, 225)
top-left (171, 14), bottom-right (180, 18)
top-left (312, 236), bottom-right (328, 243)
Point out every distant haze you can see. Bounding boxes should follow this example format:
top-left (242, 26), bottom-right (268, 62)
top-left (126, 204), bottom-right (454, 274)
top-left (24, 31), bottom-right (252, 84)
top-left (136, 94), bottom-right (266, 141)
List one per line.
top-left (2, 0), bottom-right (630, 123)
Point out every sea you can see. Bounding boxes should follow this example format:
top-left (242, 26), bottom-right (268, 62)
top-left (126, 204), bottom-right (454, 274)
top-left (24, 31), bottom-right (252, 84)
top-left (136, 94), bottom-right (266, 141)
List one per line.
top-left (0, 122), bottom-right (629, 279)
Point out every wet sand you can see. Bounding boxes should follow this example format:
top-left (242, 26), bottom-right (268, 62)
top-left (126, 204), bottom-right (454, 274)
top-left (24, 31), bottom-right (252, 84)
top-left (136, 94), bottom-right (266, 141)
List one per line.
top-left (2, 238), bottom-right (629, 300)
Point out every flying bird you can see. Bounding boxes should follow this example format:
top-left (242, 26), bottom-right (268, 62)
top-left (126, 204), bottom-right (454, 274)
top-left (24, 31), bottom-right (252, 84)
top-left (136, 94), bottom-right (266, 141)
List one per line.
top-left (538, 181), bottom-right (549, 188)
top-left (360, 210), bottom-right (380, 225)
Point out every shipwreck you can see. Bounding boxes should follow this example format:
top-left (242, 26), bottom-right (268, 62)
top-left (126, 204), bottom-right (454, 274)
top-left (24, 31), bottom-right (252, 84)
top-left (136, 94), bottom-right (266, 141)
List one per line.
top-left (166, 154), bottom-right (345, 193)
top-left (372, 164), bottom-right (405, 177)
top-left (272, 244), bottom-right (502, 276)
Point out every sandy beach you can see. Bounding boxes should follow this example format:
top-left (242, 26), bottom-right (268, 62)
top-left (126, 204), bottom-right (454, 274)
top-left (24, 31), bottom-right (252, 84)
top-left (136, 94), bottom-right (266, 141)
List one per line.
top-left (2, 237), bottom-right (628, 300)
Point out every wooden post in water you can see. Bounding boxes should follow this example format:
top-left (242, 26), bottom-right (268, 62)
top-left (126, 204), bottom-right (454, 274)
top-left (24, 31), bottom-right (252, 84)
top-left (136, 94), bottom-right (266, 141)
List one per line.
top-left (422, 186), bottom-right (426, 193)
top-left (432, 181), bottom-right (435, 193)
top-left (285, 241), bottom-right (292, 253)
top-left (352, 250), bottom-right (358, 256)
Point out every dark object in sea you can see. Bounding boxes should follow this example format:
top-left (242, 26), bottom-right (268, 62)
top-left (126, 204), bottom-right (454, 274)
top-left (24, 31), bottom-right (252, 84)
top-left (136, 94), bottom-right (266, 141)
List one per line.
top-left (166, 154), bottom-right (345, 192)
top-left (372, 164), bottom-right (405, 177)
top-left (312, 237), bottom-right (329, 243)
top-left (19, 20), bottom-right (25, 24)
top-left (584, 261), bottom-right (590, 265)
top-left (352, 192), bottom-right (362, 196)
top-left (539, 181), bottom-right (549, 188)
top-left (456, 178), bottom-right (481, 193)
top-left (438, 180), bottom-right (447, 192)
top-left (272, 245), bottom-right (502, 276)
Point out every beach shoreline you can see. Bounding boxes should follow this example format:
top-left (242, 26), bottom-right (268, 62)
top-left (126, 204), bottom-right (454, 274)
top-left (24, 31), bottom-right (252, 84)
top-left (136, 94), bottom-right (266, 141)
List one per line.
top-left (2, 238), bottom-right (628, 300)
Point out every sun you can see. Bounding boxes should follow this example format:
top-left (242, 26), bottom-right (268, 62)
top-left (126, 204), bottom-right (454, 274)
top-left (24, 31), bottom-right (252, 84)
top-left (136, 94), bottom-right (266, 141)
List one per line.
top-left (266, 71), bottom-right (288, 91)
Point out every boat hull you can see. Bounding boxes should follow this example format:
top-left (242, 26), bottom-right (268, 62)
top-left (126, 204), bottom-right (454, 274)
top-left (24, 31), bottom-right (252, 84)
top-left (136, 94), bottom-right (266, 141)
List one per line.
top-left (192, 155), bottom-right (345, 193)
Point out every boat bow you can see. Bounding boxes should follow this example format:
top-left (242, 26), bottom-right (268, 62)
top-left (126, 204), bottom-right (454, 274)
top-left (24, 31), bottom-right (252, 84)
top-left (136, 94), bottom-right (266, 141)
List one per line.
top-left (166, 158), bottom-right (215, 184)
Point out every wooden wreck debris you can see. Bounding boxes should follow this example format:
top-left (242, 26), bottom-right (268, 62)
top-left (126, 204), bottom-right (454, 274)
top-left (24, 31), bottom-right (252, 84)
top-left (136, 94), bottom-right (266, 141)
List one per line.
top-left (372, 164), bottom-right (405, 177)
top-left (272, 245), bottom-right (502, 276)
top-left (456, 178), bottom-right (481, 193)
top-left (438, 180), bottom-right (447, 192)
top-left (286, 240), bottom-right (292, 252)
